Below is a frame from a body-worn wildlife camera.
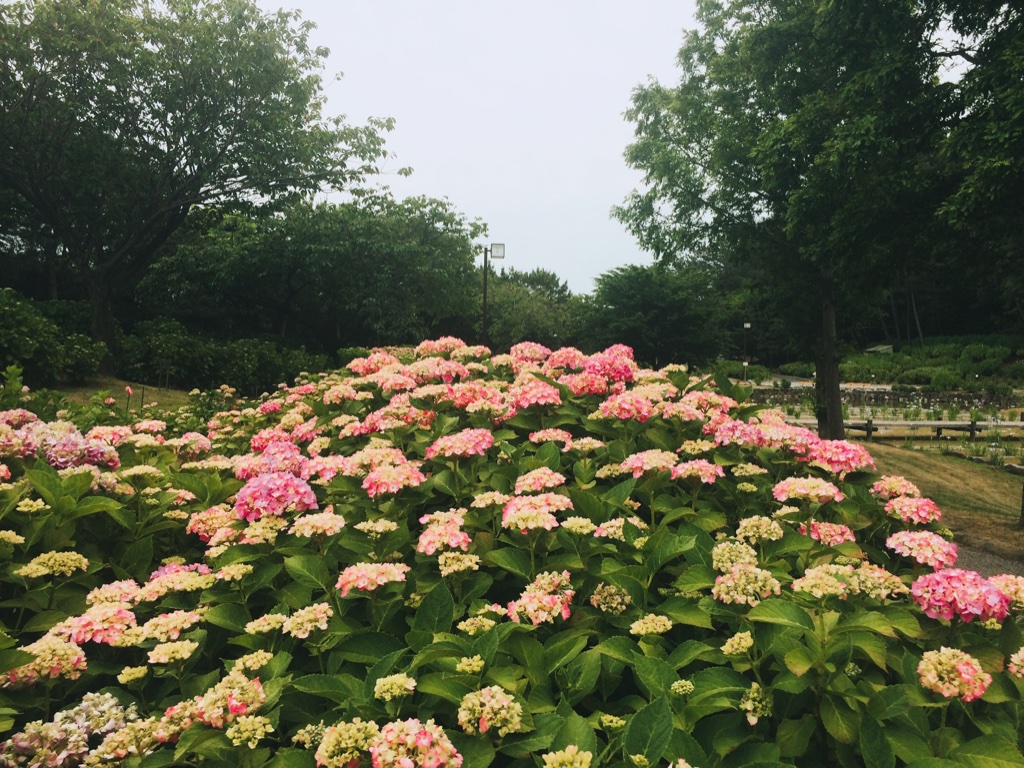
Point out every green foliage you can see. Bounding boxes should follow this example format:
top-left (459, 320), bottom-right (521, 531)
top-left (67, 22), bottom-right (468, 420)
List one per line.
top-left (2, 337), bottom-right (1023, 766)
top-left (0, 289), bottom-right (106, 386)
top-left (575, 263), bottom-right (733, 366)
top-left (0, 0), bottom-right (394, 351)
top-left (138, 195), bottom-right (482, 349)
top-left (118, 318), bottom-right (328, 395)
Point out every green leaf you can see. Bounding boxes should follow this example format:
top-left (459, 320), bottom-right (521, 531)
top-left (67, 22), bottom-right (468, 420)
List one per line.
top-left (416, 672), bottom-right (473, 704)
top-left (431, 469), bottom-right (457, 497)
top-left (657, 596), bottom-right (713, 629)
top-left (559, 650), bottom-right (601, 704)
top-left (545, 631), bottom-right (590, 674)
top-left (284, 554), bottom-right (330, 591)
top-left (119, 536), bottom-right (154, 579)
top-left (860, 716), bottom-right (896, 768)
top-left (0, 649), bottom-right (35, 674)
top-left (174, 726), bottom-right (233, 761)
top-left (632, 654), bottom-right (678, 699)
top-left (22, 610), bottom-right (68, 634)
top-left (624, 696), bottom-right (672, 764)
top-left (413, 581), bottom-right (454, 635)
top-left (333, 632), bottom-right (404, 663)
top-left (746, 598), bottom-right (814, 632)
top-left (500, 713), bottom-right (561, 757)
top-left (784, 646), bottom-right (816, 677)
top-left (820, 694), bottom-right (860, 745)
top-left (291, 674), bottom-right (359, 703)
top-left (604, 477), bottom-right (637, 506)
top-left (75, 496), bottom-right (123, 517)
top-left (567, 487), bottom-right (606, 519)
top-left (950, 736), bottom-right (1024, 767)
top-left (266, 748), bottom-right (316, 768)
top-left (482, 548), bottom-right (532, 580)
top-left (777, 716), bottom-right (817, 758)
top-left (26, 468), bottom-right (62, 509)
top-left (103, 504), bottom-right (135, 530)
top-left (448, 733), bottom-right (495, 768)
top-left (203, 603), bottom-right (250, 633)
top-left (551, 711), bottom-right (599, 757)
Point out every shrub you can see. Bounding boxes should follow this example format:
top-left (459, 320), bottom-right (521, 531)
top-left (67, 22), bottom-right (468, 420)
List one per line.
top-left (778, 361), bottom-right (815, 378)
top-left (3, 340), bottom-right (1024, 767)
top-left (0, 289), bottom-right (106, 386)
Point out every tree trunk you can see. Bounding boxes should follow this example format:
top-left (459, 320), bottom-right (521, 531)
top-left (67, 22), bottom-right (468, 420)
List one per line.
top-left (85, 274), bottom-right (118, 375)
top-left (815, 279), bottom-right (845, 439)
top-left (910, 287), bottom-right (925, 346)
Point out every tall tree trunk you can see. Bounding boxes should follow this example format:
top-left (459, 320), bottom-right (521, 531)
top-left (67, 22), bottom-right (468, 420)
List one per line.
top-left (890, 292), bottom-right (901, 343)
top-left (815, 278), bottom-right (845, 439)
top-left (85, 274), bottom-right (117, 375)
top-left (910, 287), bottom-right (925, 346)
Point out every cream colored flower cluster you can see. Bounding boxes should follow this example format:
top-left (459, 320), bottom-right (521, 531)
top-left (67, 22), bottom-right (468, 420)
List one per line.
top-left (589, 583), bottom-right (632, 615)
top-left (457, 685), bottom-right (523, 736)
top-left (629, 613), bottom-right (673, 636)
top-left (374, 673), bottom-right (416, 701)
top-left (15, 550), bottom-right (89, 578)
top-left (711, 541), bottom-right (759, 572)
top-left (712, 565), bottom-right (781, 606)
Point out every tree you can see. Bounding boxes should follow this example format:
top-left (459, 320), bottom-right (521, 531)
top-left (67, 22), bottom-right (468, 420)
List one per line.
top-left (0, 0), bottom-right (393, 363)
top-left (938, 2), bottom-right (1024, 329)
top-left (578, 262), bottom-right (732, 367)
top-left (483, 268), bottom-right (580, 352)
top-left (616, 0), bottom-right (949, 437)
top-left (137, 193), bottom-right (484, 349)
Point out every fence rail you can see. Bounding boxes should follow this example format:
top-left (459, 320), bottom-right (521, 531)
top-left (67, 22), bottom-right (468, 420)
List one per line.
top-left (789, 418), bottom-right (1024, 440)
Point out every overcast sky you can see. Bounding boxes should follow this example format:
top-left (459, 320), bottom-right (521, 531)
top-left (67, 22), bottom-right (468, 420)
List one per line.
top-left (256, 1), bottom-right (700, 294)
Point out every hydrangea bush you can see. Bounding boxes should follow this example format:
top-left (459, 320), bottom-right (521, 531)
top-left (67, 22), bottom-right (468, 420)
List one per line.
top-left (1, 338), bottom-right (1023, 767)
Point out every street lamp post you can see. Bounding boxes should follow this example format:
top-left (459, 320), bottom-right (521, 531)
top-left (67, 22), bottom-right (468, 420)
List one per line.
top-left (482, 243), bottom-right (505, 347)
top-left (743, 322), bottom-right (751, 381)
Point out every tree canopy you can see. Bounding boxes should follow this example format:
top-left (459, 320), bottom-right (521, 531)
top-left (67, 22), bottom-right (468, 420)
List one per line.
top-left (616, 0), bottom-right (959, 437)
top-left (0, 0), bottom-right (393, 356)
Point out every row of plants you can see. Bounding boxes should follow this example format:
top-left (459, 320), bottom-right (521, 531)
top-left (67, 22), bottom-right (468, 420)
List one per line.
top-left (0, 289), bottom-right (333, 394)
top-left (2, 339), bottom-right (1024, 767)
top-left (776, 337), bottom-right (1024, 394)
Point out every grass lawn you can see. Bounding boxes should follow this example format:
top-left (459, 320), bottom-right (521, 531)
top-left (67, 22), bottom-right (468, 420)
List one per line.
top-left (57, 376), bottom-right (193, 411)
top-left (861, 440), bottom-right (1024, 557)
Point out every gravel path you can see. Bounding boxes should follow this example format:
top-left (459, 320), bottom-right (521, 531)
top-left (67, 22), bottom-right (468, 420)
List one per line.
top-left (955, 543), bottom-right (1024, 577)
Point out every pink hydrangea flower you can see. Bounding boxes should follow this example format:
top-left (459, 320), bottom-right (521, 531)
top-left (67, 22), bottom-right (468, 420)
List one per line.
top-left (508, 377), bottom-right (562, 409)
top-left (507, 570), bottom-right (575, 625)
top-left (621, 449), bottom-right (678, 478)
top-left (596, 392), bottom-right (654, 422)
top-left (234, 472), bottom-right (318, 521)
top-left (772, 476), bottom-right (845, 504)
top-left (417, 509), bottom-right (471, 555)
top-left (528, 429), bottom-right (574, 448)
top-left (509, 341), bottom-right (552, 363)
top-left (911, 569), bottom-right (1010, 623)
top-left (336, 563), bottom-right (411, 597)
top-left (362, 463), bottom-right (427, 498)
top-left (348, 350), bottom-right (401, 375)
top-left (543, 346), bottom-right (588, 372)
top-left (870, 475), bottom-right (921, 500)
top-left (369, 718), bottom-right (463, 768)
top-left (425, 428), bottom-right (494, 460)
top-left (502, 493), bottom-right (573, 534)
top-left (558, 372), bottom-right (610, 396)
top-left (918, 647), bottom-right (991, 702)
top-left (886, 530), bottom-right (958, 570)
top-left (799, 521), bottom-right (856, 546)
top-left (800, 439), bottom-right (876, 475)
top-left (671, 459), bottom-right (726, 484)
top-left (514, 467), bottom-right (567, 493)
top-left (885, 497), bottom-right (942, 525)
top-left (584, 346), bottom-right (637, 382)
